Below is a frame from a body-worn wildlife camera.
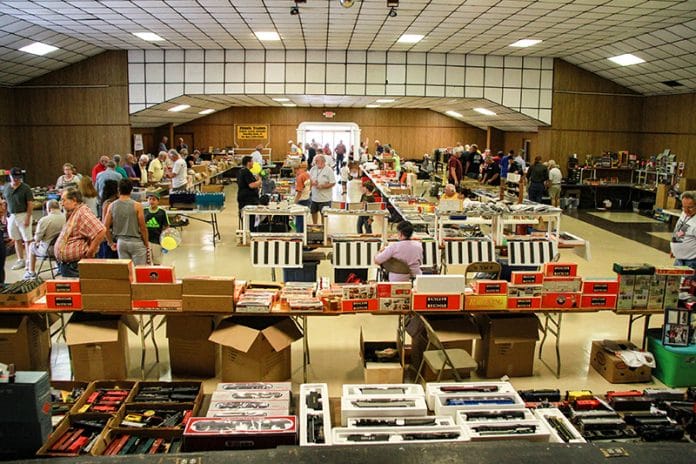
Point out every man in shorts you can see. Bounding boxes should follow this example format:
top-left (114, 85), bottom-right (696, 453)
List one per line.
top-left (3, 167), bottom-right (34, 270)
top-left (309, 155), bottom-right (336, 224)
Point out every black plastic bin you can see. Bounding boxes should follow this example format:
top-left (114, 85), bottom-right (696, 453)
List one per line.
top-left (283, 261), bottom-right (319, 282)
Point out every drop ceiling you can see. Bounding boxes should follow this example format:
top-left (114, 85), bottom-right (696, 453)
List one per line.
top-left (1, 1), bottom-right (695, 128)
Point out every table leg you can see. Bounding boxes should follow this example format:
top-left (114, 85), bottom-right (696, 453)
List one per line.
top-left (139, 315), bottom-right (146, 379)
top-left (211, 213), bottom-right (221, 246)
top-left (538, 312), bottom-right (562, 378)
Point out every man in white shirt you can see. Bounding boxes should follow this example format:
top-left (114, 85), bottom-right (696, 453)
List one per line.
top-left (148, 151), bottom-right (167, 182)
top-left (547, 160), bottom-right (563, 207)
top-left (166, 151), bottom-right (188, 191)
top-left (309, 155), bottom-right (336, 224)
top-left (670, 191), bottom-right (696, 270)
top-left (252, 144), bottom-right (265, 166)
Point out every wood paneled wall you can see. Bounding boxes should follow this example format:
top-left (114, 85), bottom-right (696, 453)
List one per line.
top-left (641, 93), bottom-right (696, 178)
top-left (149, 107), bottom-right (486, 162)
top-left (8, 51), bottom-right (130, 186)
top-left (0, 88), bottom-right (14, 172)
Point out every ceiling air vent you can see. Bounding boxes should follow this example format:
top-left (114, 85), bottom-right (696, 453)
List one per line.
top-left (662, 80), bottom-right (684, 88)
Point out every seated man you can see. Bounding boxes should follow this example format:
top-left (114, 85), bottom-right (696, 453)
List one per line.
top-left (24, 200), bottom-right (65, 279)
top-left (54, 189), bottom-right (106, 277)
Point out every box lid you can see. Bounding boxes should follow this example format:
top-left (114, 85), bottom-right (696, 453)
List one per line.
top-left (166, 315), bottom-right (214, 339)
top-left (208, 317), bottom-right (302, 352)
top-left (429, 316), bottom-right (481, 342)
top-left (0, 315), bottom-right (26, 335)
top-left (65, 313), bottom-right (139, 346)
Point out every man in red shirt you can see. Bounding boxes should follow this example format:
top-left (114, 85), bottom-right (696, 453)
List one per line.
top-left (91, 155), bottom-right (110, 182)
top-left (448, 150), bottom-right (463, 190)
top-left (54, 189), bottom-right (106, 277)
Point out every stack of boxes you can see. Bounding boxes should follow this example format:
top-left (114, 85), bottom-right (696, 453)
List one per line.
top-left (182, 276), bottom-right (235, 313)
top-left (541, 263), bottom-right (581, 309)
top-left (132, 265), bottom-right (181, 311)
top-left (79, 259), bottom-right (133, 311)
top-left (45, 279), bottom-right (82, 310)
top-left (376, 283), bottom-right (411, 312)
top-left (341, 284), bottom-right (378, 312)
top-left (466, 280), bottom-right (508, 310)
top-left (205, 382), bottom-right (291, 418)
top-left (581, 278), bottom-right (619, 310)
top-left (614, 263), bottom-right (693, 312)
top-left (412, 275), bottom-right (465, 311)
top-left (508, 271), bottom-right (543, 309)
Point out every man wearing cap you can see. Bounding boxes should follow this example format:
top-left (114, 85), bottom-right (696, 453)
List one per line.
top-left (144, 191), bottom-right (169, 265)
top-left (4, 167), bottom-right (34, 271)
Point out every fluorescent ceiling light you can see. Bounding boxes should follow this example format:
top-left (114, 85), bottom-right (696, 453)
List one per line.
top-left (282, 103), bottom-right (296, 107)
top-left (133, 32), bottom-right (164, 42)
top-left (510, 39), bottom-right (541, 48)
top-left (398, 34), bottom-right (424, 43)
top-left (445, 110), bottom-right (462, 118)
top-left (608, 53), bottom-right (645, 66)
top-left (199, 109), bottom-right (215, 115)
top-left (376, 99), bottom-right (395, 103)
top-left (255, 31), bottom-right (280, 41)
top-left (272, 97), bottom-right (290, 102)
top-left (474, 107), bottom-right (496, 116)
top-left (168, 104), bottom-right (190, 112)
top-left (19, 42), bottom-right (58, 56)
top-left (366, 104), bottom-right (381, 108)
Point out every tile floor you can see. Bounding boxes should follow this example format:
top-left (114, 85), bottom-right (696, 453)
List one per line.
top-left (2, 179), bottom-right (677, 396)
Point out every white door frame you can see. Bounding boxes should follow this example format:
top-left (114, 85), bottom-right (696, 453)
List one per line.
top-left (297, 121), bottom-right (361, 154)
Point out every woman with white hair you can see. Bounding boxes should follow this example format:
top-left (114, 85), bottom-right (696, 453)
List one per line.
top-left (138, 155), bottom-right (151, 185)
top-left (547, 160), bottom-right (563, 207)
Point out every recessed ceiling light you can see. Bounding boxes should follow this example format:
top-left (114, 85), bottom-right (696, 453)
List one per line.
top-left (366, 104), bottom-right (381, 108)
top-left (133, 32), bottom-right (164, 42)
top-left (445, 110), bottom-right (462, 118)
top-left (510, 39), bottom-right (541, 48)
top-left (19, 42), bottom-right (58, 56)
top-left (474, 108), bottom-right (496, 116)
top-left (168, 104), bottom-right (190, 112)
top-left (376, 99), bottom-right (395, 103)
top-left (608, 53), bottom-right (645, 66)
top-left (199, 109), bottom-right (215, 115)
top-left (272, 97), bottom-right (290, 102)
top-left (282, 103), bottom-right (296, 107)
top-left (255, 31), bottom-right (280, 41)
top-left (398, 34), bottom-right (424, 44)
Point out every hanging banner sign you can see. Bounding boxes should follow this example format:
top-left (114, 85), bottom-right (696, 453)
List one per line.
top-left (236, 125), bottom-right (268, 140)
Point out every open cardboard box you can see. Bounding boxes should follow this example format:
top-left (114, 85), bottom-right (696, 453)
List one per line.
top-left (65, 313), bottom-right (139, 381)
top-left (360, 325), bottom-right (402, 384)
top-left (208, 316), bottom-right (303, 382)
top-left (166, 316), bottom-right (218, 377)
top-left (0, 314), bottom-right (50, 371)
top-left (474, 313), bottom-right (540, 378)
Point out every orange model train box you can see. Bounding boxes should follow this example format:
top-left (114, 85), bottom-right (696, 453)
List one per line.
top-left (542, 277), bottom-right (582, 293)
top-left (543, 263), bottom-right (578, 277)
top-left (46, 279), bottom-right (80, 293)
top-left (341, 299), bottom-right (379, 312)
top-left (541, 292), bottom-right (581, 309)
top-left (511, 271), bottom-right (544, 285)
top-left (411, 293), bottom-right (463, 311)
top-left (376, 283), bottom-right (412, 298)
top-left (580, 294), bottom-right (617, 310)
top-left (135, 265), bottom-right (176, 284)
top-left (46, 293), bottom-right (82, 310)
top-left (470, 280), bottom-right (508, 295)
top-left (465, 294), bottom-right (508, 311)
top-left (508, 297), bottom-right (542, 310)
top-left (582, 278), bottom-right (619, 295)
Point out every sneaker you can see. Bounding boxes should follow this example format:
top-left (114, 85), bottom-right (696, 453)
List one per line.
top-left (11, 259), bottom-right (25, 270)
top-left (23, 271), bottom-right (37, 280)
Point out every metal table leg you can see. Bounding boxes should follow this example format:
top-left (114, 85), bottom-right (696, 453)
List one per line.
top-left (538, 312), bottom-right (563, 378)
top-left (139, 315), bottom-right (161, 379)
top-left (627, 313), bottom-right (652, 349)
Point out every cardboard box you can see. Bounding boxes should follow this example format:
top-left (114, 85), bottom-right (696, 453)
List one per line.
top-left (182, 295), bottom-right (235, 313)
top-left (582, 278), bottom-right (619, 294)
top-left (414, 275), bottom-right (466, 293)
top-left (580, 294), bottom-right (617, 310)
top-left (616, 274), bottom-right (635, 311)
top-left (541, 292), bottom-right (581, 309)
top-left (299, 383), bottom-right (332, 446)
top-left (376, 283), bottom-right (412, 298)
top-left (82, 294), bottom-right (132, 312)
top-left (412, 293), bottom-right (463, 311)
top-left (36, 413), bottom-right (114, 457)
top-left (0, 315), bottom-right (50, 371)
top-left (341, 299), bottom-right (378, 312)
top-left (470, 280), bottom-right (508, 295)
top-left (378, 297), bottom-right (411, 312)
top-left (65, 313), bottom-right (139, 381)
top-left (475, 314), bottom-right (540, 378)
top-left (209, 317), bottom-right (303, 382)
top-left (78, 259), bottom-right (134, 281)
top-left (0, 282), bottom-right (46, 307)
top-left (182, 416), bottom-right (297, 451)
top-left (465, 294), bottom-right (508, 310)
top-left (167, 316), bottom-right (217, 377)
top-left (360, 326), bottom-right (402, 384)
top-left (131, 283), bottom-right (182, 300)
top-left (507, 285), bottom-right (542, 297)
top-left (0, 372), bottom-right (51, 458)
top-left (543, 262), bottom-right (578, 277)
top-left (508, 297), bottom-right (542, 310)
top-left (216, 382), bottom-right (291, 391)
top-left (633, 274), bottom-right (651, 308)
top-left (182, 276), bottom-right (235, 295)
top-left (69, 380), bottom-right (136, 415)
top-left (510, 271), bottom-right (543, 285)
top-left (589, 340), bottom-right (652, 383)
top-left (542, 277), bottom-right (582, 292)
top-left (664, 275), bottom-right (681, 308)
top-left (45, 279), bottom-right (80, 293)
top-left (80, 279), bottom-right (132, 295)
top-left (134, 265), bottom-right (176, 283)
top-left (647, 274), bottom-right (667, 310)
top-left (46, 293), bottom-right (82, 309)
top-left (131, 299), bottom-right (183, 311)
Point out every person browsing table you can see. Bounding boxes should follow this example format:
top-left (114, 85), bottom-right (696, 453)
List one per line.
top-left (670, 191), bottom-right (696, 270)
top-left (309, 154), bottom-right (336, 225)
top-left (374, 221), bottom-right (423, 282)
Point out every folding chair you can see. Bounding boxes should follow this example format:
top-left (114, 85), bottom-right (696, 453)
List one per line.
top-left (36, 237), bottom-right (59, 278)
top-left (414, 313), bottom-right (477, 384)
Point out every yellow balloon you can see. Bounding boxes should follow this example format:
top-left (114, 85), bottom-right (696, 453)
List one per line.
top-left (161, 236), bottom-right (178, 251)
top-left (250, 162), bottom-right (262, 175)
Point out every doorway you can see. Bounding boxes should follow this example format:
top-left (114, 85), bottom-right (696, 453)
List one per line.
top-left (296, 122), bottom-right (361, 160)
